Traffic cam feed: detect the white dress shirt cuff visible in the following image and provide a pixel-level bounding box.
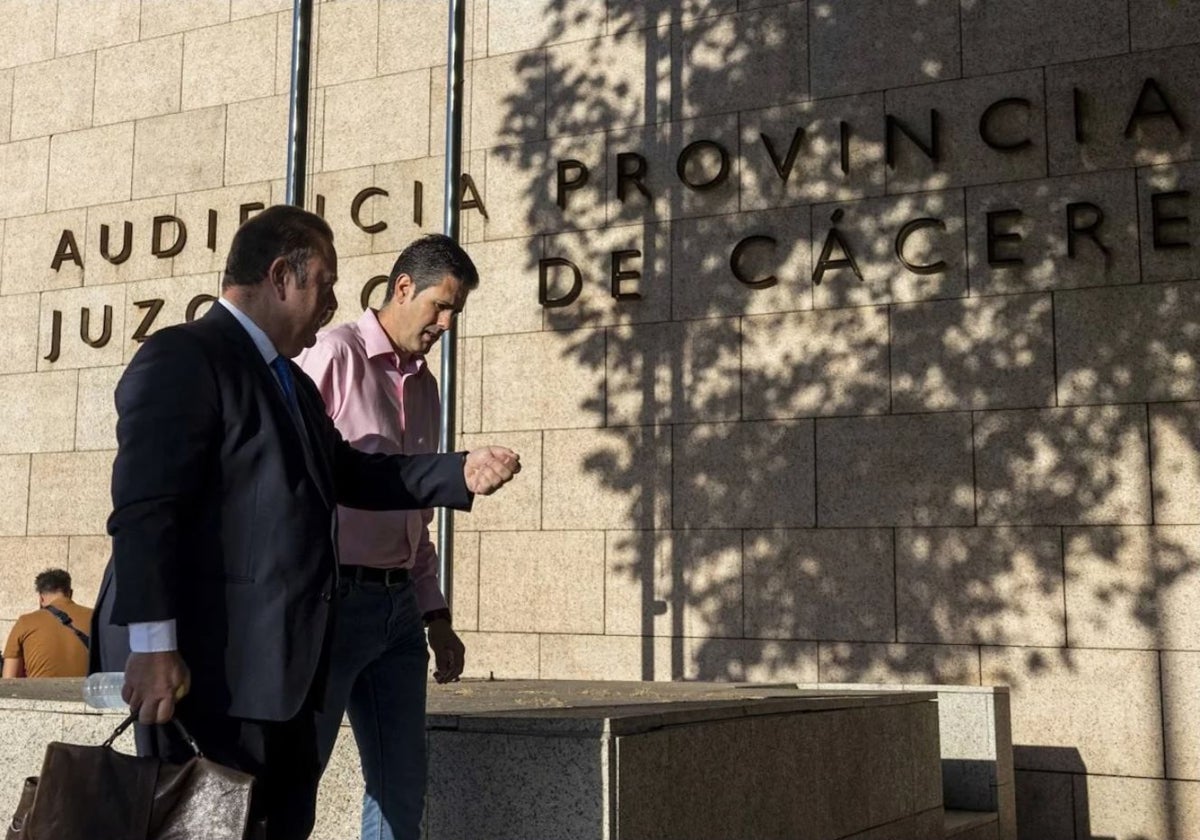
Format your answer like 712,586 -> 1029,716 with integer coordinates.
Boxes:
128,620 -> 178,653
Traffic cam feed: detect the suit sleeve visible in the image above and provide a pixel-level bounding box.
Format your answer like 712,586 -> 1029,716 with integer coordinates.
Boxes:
107,330 -> 220,625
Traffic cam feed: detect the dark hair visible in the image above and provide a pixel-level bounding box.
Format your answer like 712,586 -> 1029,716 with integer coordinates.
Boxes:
35,569 -> 71,596
222,205 -> 334,289
384,234 -> 479,302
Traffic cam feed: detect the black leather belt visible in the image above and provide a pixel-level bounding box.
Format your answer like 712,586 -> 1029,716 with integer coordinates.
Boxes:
339,565 -> 409,586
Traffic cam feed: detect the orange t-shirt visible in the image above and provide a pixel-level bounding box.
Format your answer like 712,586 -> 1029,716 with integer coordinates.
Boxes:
2,599 -> 93,677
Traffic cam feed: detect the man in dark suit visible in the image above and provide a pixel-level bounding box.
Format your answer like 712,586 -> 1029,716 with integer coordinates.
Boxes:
93,205 -> 518,840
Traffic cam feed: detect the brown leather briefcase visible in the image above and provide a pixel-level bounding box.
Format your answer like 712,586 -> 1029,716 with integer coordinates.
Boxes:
7,713 -> 253,840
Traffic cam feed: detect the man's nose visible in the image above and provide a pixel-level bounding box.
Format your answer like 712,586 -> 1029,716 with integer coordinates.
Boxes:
437,310 -> 454,329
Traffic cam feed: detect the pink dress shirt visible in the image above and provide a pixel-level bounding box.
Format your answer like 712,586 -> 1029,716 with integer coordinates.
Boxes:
296,309 -> 447,614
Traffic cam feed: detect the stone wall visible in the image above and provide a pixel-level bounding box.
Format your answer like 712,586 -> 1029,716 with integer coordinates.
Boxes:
0,1 -> 1197,838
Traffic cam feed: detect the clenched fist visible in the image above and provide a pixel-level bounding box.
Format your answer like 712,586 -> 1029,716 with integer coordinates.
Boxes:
464,446 -> 520,495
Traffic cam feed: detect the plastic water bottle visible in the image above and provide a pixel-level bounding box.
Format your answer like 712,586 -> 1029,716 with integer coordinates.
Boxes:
82,672 -> 128,709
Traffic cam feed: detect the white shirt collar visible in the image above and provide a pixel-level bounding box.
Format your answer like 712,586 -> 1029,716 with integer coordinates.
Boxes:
218,297 -> 280,365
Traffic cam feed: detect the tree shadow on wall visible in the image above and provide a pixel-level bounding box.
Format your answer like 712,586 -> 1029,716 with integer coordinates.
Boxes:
480,5 -> 1198,834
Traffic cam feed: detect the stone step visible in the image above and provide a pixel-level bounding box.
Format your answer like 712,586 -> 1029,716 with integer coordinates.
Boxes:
944,809 -> 999,840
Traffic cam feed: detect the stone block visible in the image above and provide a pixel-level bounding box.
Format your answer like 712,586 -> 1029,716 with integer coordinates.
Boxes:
319,252 -> 391,329
0,371 -> 78,454
1074,775 -> 1200,840
478,530 -> 604,634
366,156 -> 449,257
1151,402 -> 1200,525
0,137 -> 48,220
456,630 -> 540,679
966,169 -> 1140,296
608,0 -> 736,31
537,633 -> 646,681
0,537 -> 69,619
670,207 -> 812,320
1065,525 -> 1200,651
1132,0 -> 1200,50
315,0 -> 377,87
817,412 -> 975,527
470,51 -> 546,151
1139,162 -> 1200,285
1,210 -> 85,295
0,710 -> 62,821
182,15 -> 276,109
604,529 -> 743,638
811,189 -> 967,308
37,284 -> 128,371
1057,281 -> 1200,405
891,293 -> 1055,412
450,530 -> 479,632
273,8 -> 292,94
426,730 -> 605,840
486,0 -> 604,55
231,0 -> 290,19
482,133 -> 605,239
739,93 -> 887,212
607,316 -> 740,427
606,115 -> 740,227
27,452 -> 114,536
171,184 -> 274,277
674,3 -> 808,119
56,0 -> 138,55
225,95 -> 288,186
960,0 -> 1127,76
0,69 -> 11,143
457,430 -> 541,532
67,535 -> 110,610
809,0 -> 960,98
83,196 -> 178,286
545,223 -> 672,330
974,406 -> 1152,525
982,646 -> 1162,778
745,527 -> 894,642
675,419 -> 813,528
0,293 -> 40,373
0,0 -> 56,69
546,26 -> 671,138
0,455 -> 29,536
897,527 -> 1065,646
75,365 -> 122,452
132,107 -> 227,199
744,306 -> 889,420
460,337 -> 482,434
122,273 -> 221,362
380,0 -> 456,75
323,70 -> 429,170
1162,651 -> 1200,781
140,0 -> 229,38
94,35 -> 183,126
480,329 -> 605,431
1046,45 -> 1200,176
430,62 -> 474,166
542,426 -> 671,530
10,52 -> 95,142
891,73 -> 1048,199
459,236 -> 544,337
48,124 -> 135,211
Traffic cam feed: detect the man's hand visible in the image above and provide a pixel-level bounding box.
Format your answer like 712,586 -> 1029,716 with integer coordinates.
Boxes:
464,446 -> 520,495
124,651 -> 191,724
428,619 -> 465,684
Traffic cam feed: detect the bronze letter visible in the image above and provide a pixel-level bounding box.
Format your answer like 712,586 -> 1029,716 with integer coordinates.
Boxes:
80,305 -> 113,348
986,209 -> 1024,265
131,299 -> 165,343
151,215 -> 187,258
760,128 -> 806,184
186,294 -> 217,322
360,275 -> 389,311
895,218 -> 947,275
351,187 -> 389,234
610,250 -> 642,301
51,230 -> 83,271
1066,202 -> 1110,259
459,173 -> 489,219
677,140 -> 730,192
1151,191 -> 1191,250
730,235 -> 779,289
206,209 -> 218,251
886,110 -> 941,169
100,221 -> 133,264
616,152 -> 651,202
413,181 -> 424,226
812,210 -> 864,286
539,258 -> 583,308
1125,77 -> 1185,138
240,202 -> 265,224
43,310 -> 62,363
979,97 -> 1033,152
556,160 -> 589,210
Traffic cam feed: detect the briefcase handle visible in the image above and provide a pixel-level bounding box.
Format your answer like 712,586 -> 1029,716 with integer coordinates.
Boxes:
103,713 -> 204,758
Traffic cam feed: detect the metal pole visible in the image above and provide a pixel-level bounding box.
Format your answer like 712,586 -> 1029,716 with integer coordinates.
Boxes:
437,0 -> 467,608
285,0 -> 314,206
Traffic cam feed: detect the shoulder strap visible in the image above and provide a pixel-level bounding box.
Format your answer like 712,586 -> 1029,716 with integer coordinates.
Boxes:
43,605 -> 90,649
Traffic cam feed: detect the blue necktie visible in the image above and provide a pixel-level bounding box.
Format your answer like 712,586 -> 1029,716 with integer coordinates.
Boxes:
270,356 -> 301,419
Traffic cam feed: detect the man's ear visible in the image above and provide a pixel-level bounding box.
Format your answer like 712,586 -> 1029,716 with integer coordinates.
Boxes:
266,256 -> 291,299
392,273 -> 415,302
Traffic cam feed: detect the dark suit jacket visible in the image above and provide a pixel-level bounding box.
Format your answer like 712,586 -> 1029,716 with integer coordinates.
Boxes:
94,303 -> 472,721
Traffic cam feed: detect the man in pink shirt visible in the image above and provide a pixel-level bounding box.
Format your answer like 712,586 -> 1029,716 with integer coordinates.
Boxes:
297,234 -> 476,840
